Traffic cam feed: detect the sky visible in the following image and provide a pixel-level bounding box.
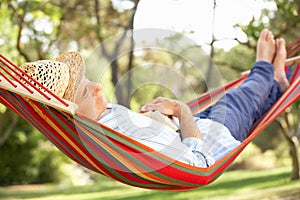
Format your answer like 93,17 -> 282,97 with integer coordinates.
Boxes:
133,0 -> 277,51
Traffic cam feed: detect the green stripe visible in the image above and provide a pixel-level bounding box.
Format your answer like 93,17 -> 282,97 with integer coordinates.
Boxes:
76,116 -> 201,187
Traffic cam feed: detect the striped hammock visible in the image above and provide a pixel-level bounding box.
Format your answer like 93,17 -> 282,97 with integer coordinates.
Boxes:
0,45 -> 299,190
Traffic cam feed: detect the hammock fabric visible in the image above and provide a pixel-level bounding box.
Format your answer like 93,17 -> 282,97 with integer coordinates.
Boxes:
0,44 -> 300,191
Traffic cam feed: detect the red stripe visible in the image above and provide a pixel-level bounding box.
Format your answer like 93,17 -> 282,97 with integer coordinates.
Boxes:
290,64 -> 299,83
10,93 -> 88,167
77,116 -> 218,186
78,132 -> 152,185
0,91 -> 29,119
79,120 -> 196,186
0,93 -> 92,172
29,101 -> 106,172
1,91 -> 97,172
188,74 -> 247,109
0,71 -> 17,87
0,54 -> 69,106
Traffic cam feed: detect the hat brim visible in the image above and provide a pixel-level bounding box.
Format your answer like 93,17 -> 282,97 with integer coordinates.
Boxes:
55,52 -> 86,101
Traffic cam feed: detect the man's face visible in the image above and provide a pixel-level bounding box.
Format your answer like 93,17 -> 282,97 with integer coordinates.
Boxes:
74,78 -> 107,120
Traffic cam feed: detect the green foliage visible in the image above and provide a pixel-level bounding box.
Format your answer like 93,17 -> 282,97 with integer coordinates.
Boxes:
32,144 -> 68,184
230,143 -> 278,170
237,0 -> 300,45
215,45 -> 256,82
270,0 -> 300,40
0,117 -> 66,185
0,117 -> 37,185
0,4 -> 24,64
0,104 -> 6,113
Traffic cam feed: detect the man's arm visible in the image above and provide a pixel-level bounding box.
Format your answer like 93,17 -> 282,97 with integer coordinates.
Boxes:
140,97 -> 203,141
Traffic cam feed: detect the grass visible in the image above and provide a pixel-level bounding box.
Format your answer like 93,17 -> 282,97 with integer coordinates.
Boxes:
0,167 -> 299,200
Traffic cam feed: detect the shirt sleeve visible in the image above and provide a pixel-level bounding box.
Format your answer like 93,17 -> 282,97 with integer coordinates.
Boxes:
182,137 -> 215,167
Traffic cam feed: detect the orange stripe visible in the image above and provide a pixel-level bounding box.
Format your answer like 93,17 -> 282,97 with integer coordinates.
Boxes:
27,101 -> 109,176
78,122 -> 185,186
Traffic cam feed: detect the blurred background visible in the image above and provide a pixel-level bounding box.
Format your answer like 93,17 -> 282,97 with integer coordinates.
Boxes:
0,0 -> 299,199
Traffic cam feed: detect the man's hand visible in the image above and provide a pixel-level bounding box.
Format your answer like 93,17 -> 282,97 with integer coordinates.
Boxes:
140,97 -> 183,117
141,97 -> 203,140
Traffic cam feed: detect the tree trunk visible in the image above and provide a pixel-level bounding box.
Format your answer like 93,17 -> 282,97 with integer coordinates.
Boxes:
94,0 -> 138,107
111,59 -> 126,106
205,41 -> 215,92
203,0 -> 217,92
289,136 -> 300,180
278,112 -> 300,180
0,109 -> 19,147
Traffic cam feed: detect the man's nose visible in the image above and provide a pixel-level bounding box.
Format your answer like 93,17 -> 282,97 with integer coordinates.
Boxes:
89,82 -> 102,93
95,84 -> 102,93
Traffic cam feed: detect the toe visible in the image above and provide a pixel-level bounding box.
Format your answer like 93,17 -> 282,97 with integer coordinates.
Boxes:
276,38 -> 287,58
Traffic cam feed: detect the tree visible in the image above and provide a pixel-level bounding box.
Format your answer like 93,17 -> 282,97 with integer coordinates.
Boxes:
277,103 -> 300,180
0,108 -> 19,147
237,0 -> 300,180
93,0 -> 139,107
0,0 -> 141,184
0,0 -> 77,184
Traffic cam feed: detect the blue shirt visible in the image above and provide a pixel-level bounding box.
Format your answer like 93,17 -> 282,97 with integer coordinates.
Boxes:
99,104 -> 241,167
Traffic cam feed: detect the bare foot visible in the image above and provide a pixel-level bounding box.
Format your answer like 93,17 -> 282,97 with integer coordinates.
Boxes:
256,29 -> 276,63
273,38 -> 290,92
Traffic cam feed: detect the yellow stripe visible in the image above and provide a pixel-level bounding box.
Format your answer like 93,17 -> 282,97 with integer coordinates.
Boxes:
79,123 -> 180,185
26,99 -> 109,177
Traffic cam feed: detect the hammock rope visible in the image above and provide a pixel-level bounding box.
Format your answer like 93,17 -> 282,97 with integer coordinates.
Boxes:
0,41 -> 299,190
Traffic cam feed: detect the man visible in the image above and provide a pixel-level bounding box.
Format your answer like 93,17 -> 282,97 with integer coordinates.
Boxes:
20,29 -> 289,167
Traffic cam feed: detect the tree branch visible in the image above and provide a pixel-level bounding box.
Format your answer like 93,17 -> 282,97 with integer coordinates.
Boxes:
277,116 -> 300,180
0,111 -> 19,147
8,1 -> 31,62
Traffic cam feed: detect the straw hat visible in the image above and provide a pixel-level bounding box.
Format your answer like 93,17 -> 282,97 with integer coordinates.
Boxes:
19,60 -> 70,98
19,52 -> 86,101
55,52 -> 86,101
